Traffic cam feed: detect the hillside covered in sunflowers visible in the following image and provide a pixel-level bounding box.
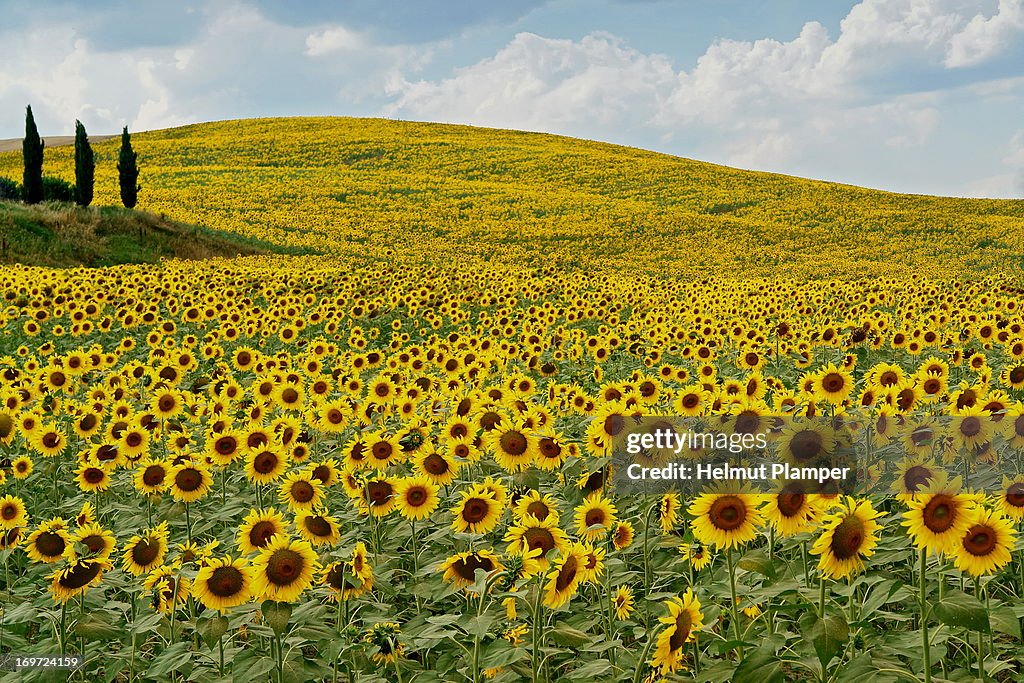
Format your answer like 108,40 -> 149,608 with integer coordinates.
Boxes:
1,117 -> 1024,682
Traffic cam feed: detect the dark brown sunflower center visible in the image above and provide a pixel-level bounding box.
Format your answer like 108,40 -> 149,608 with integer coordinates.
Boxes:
281,388 -> 299,404
158,396 -> 176,412
423,454 -> 449,475
291,481 -> 315,503
682,394 -> 700,409
215,437 -> 238,455
453,553 -> 495,581
959,417 -> 981,437
584,509 -> 607,528
461,498 -> 490,523
603,415 -> 625,437
81,534 -> 106,554
372,442 -> 393,460
555,555 -> 579,592
143,465 -> 166,486
312,465 -> 330,482
304,516 -> 333,537
84,468 -> 105,484
1006,483 -> 1024,507
962,525 -> 997,557
36,531 -> 67,557
708,496 -> 746,531
523,527 -> 555,555
250,521 -> 278,547
922,494 -> 957,533
538,438 -> 561,458
1,504 -> 17,520
253,452 -> 279,474
42,433 -> 61,448
789,431 -> 823,461
903,465 -> 932,492
132,538 -> 160,566
59,561 -> 102,590
406,487 -> 427,506
499,431 -> 528,456
668,610 -> 693,651
777,493 -> 805,518
366,481 -> 393,506
829,515 -> 865,560
208,566 -> 245,597
79,414 -> 97,431
526,501 -> 549,520
266,549 -> 304,585
175,468 -> 203,492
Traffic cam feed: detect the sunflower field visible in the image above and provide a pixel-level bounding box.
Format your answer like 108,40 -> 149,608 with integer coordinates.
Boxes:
1,119 -> 1024,682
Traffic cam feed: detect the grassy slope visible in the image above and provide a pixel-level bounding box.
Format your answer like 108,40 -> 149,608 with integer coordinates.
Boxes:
0,201 -> 287,268
0,117 -> 1021,276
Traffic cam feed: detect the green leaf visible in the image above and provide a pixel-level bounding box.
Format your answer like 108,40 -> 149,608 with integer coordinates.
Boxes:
802,614 -> 848,667
568,659 -> 611,680
988,606 -> 1020,639
731,646 -> 784,683
261,600 -> 292,636
73,614 -> 122,641
147,642 -> 195,677
479,639 -> 527,669
933,591 -> 989,633
738,549 -> 777,579
548,623 -> 591,648
198,614 -> 230,648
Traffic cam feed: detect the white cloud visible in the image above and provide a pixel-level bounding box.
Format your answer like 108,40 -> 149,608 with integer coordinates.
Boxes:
305,26 -> 366,56
946,0 -> 1024,67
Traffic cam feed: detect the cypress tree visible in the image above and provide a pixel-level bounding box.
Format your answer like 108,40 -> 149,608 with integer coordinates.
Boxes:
22,105 -> 44,204
74,120 -> 94,207
117,126 -> 140,209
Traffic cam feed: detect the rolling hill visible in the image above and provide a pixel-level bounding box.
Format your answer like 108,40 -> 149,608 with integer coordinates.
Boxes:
0,117 -> 1021,277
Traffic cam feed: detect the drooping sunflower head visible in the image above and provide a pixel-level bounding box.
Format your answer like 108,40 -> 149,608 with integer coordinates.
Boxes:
650,589 -> 704,675
440,550 -> 503,590
50,558 -> 111,604
811,497 -> 882,580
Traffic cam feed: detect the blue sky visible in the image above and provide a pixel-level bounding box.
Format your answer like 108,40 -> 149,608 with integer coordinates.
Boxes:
0,0 -> 1022,197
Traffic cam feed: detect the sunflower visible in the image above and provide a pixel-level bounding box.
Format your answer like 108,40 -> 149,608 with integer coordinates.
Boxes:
513,490 -> 561,524
169,461 -> 213,503
365,430 -> 404,470
415,450 -> 459,486
902,481 -> 980,555
950,405 -> 994,452
193,555 -> 253,613
237,507 -> 288,554
678,541 -> 713,571
650,589 -> 704,675
360,476 -> 398,517
778,421 -> 837,465
74,501 -> 96,528
688,491 -> 764,550
811,497 -> 882,580
26,520 -> 71,563
440,550 -> 504,589
450,489 -> 502,534
672,384 -> 708,416
75,461 -> 112,493
11,455 -> 34,479
996,475 -> 1024,521
762,492 -> 821,537
952,507 -> 1017,577
143,564 -> 191,613
574,494 -> 618,542
122,522 -> 169,575
612,585 -> 635,620
486,420 -> 538,472
245,446 -> 290,484
543,545 -> 587,609
50,558 -> 111,604
580,543 -> 606,582
134,458 -> 170,495
611,521 -> 634,550
294,510 -> 341,547
278,470 -> 325,512
321,560 -> 373,601
658,493 -> 681,533
207,430 -> 243,466
395,476 -> 440,521
0,494 -> 29,530
309,459 -> 342,488
31,425 -> 68,458
251,535 -> 319,603
71,522 -> 116,560
505,516 -> 569,569
364,622 -> 403,665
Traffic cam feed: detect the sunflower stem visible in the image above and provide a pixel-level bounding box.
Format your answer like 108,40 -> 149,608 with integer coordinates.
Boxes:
726,546 -> 743,658
185,502 -> 192,546
818,572 -> 826,618
410,520 -> 421,614
920,548 -> 932,683
531,575 -> 544,683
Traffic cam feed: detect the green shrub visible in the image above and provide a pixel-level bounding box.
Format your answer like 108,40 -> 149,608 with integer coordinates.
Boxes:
0,176 -> 20,200
42,176 -> 76,203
